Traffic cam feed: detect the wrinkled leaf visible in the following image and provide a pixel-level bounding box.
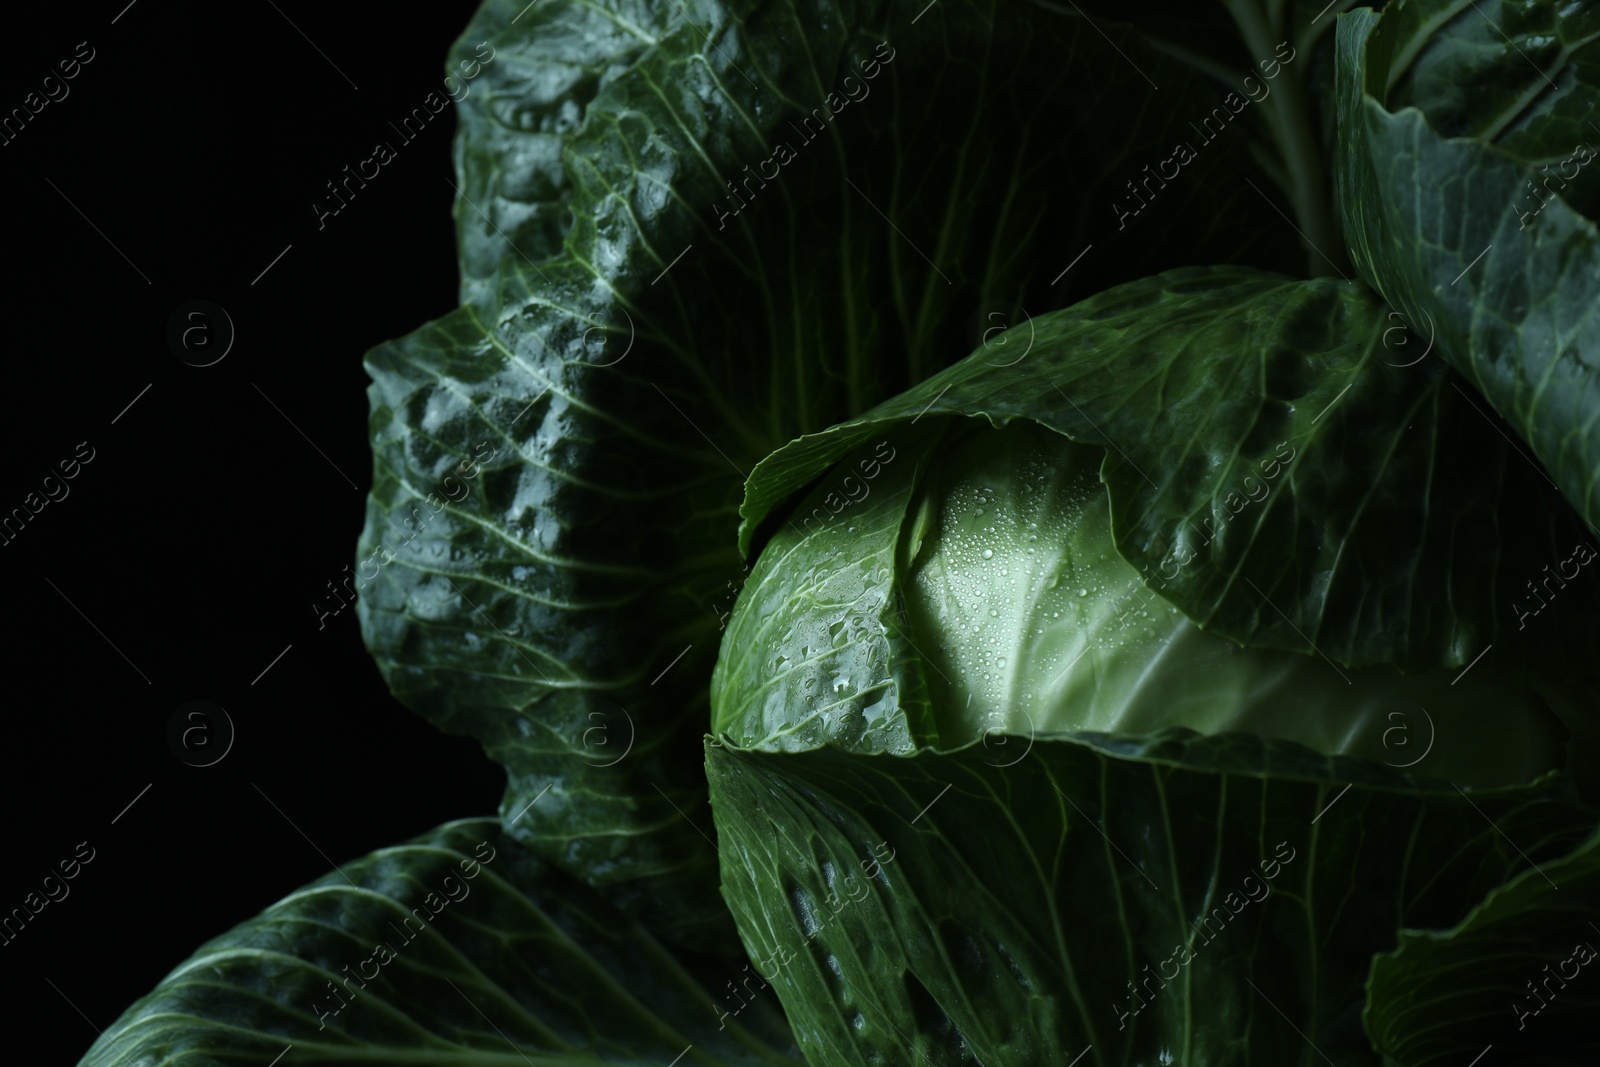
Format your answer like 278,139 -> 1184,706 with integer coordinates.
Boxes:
358,0 -> 1306,940
738,266 -> 1599,674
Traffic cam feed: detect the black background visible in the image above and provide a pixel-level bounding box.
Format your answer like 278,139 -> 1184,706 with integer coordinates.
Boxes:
3,2 -> 504,1054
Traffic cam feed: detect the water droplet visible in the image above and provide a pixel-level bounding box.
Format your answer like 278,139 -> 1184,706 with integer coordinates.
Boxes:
1078,588 -> 1088,597
982,549 -> 994,560
990,609 -> 999,617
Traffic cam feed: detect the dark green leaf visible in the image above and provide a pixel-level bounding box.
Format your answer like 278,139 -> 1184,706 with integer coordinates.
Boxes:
80,819 -> 802,1067
1335,0 -> 1600,530
706,732 -> 1594,1066
738,267 -> 1598,673
1365,824 -> 1600,1066
359,0 -> 1305,940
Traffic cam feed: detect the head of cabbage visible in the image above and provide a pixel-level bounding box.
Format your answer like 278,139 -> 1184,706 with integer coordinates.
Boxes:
711,419 -> 1566,787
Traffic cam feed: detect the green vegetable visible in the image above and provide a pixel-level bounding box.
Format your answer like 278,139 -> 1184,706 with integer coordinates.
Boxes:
715,415 -> 1566,785
1338,0 -> 1600,530
79,821 -> 803,1067
82,1 -> 1600,1065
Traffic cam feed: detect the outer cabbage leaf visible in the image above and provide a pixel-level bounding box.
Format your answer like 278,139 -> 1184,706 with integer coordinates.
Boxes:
711,425 -> 944,756
1335,0 -> 1600,530
78,820 -> 802,1067
705,731 -> 1597,1066
717,416 -> 1569,786
357,0 -> 1306,942
737,267 -> 1600,677
1365,824 -> 1600,1065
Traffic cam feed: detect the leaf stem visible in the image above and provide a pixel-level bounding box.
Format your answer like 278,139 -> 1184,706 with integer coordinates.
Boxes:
1221,0 -> 1349,278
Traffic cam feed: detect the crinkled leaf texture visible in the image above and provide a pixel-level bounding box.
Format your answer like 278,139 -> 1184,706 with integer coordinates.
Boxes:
706,731 -> 1595,1066
736,266 -> 1599,678
78,819 -> 802,1067
356,0 -> 1305,943
710,262 -> 1600,1066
